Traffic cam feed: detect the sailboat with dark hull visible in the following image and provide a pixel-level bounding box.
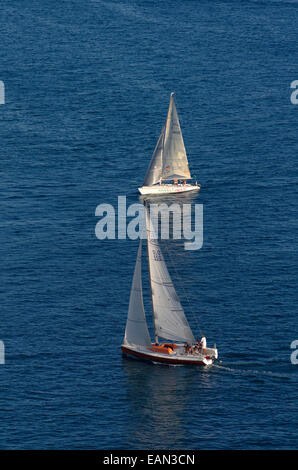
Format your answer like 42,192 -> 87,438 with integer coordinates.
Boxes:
138,93 -> 200,196
121,208 -> 218,366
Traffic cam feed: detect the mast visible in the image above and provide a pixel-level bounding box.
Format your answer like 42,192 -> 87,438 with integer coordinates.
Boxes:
160,127 -> 165,184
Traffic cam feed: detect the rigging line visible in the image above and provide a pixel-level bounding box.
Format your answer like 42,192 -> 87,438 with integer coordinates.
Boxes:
162,239 -> 203,338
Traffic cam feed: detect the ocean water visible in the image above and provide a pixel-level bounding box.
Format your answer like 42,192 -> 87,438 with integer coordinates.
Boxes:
1,0 -> 298,450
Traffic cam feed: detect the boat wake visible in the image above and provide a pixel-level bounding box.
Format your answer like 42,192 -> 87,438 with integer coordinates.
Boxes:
213,363 -> 290,380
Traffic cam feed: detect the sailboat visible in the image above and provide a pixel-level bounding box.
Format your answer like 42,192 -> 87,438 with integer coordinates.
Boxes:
121,208 -> 218,366
138,93 -> 200,196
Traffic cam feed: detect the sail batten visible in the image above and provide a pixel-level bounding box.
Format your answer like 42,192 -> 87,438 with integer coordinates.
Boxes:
124,240 -> 152,347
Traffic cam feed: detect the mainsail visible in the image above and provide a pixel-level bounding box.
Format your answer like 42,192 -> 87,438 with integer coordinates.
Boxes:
145,208 -> 195,344
143,94 -> 191,186
124,240 -> 152,347
162,93 -> 191,181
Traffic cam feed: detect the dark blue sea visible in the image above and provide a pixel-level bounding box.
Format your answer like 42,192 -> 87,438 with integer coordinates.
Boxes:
1,0 -> 298,450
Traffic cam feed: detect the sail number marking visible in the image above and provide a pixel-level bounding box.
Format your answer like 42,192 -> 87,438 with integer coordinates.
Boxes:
153,249 -> 162,261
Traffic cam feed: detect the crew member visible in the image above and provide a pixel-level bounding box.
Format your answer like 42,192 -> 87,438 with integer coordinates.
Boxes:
200,334 -> 207,354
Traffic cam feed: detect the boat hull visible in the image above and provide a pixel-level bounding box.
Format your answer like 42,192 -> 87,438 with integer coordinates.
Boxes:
121,344 -> 216,366
138,184 -> 200,196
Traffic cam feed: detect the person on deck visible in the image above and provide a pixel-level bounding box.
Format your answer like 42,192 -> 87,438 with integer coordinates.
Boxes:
184,343 -> 192,355
200,334 -> 207,354
194,339 -> 201,353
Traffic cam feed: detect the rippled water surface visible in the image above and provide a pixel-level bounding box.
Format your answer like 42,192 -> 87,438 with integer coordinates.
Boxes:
0,0 -> 297,449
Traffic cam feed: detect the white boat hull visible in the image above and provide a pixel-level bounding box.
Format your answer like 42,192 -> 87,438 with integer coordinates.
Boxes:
121,343 -> 218,366
138,184 -> 200,196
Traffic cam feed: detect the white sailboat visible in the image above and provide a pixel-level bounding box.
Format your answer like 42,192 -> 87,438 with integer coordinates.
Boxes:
138,93 -> 200,196
121,208 -> 218,366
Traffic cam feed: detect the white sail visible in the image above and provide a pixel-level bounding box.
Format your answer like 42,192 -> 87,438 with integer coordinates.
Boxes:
124,240 -> 152,347
143,126 -> 164,186
142,94 -> 191,187
161,94 -> 191,181
146,208 -> 195,344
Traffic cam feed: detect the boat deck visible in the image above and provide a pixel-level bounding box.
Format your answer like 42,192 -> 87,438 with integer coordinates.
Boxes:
121,343 -> 218,366
138,184 -> 200,195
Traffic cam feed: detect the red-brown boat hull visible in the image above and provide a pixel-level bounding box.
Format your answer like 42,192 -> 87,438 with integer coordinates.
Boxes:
121,345 -> 208,366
